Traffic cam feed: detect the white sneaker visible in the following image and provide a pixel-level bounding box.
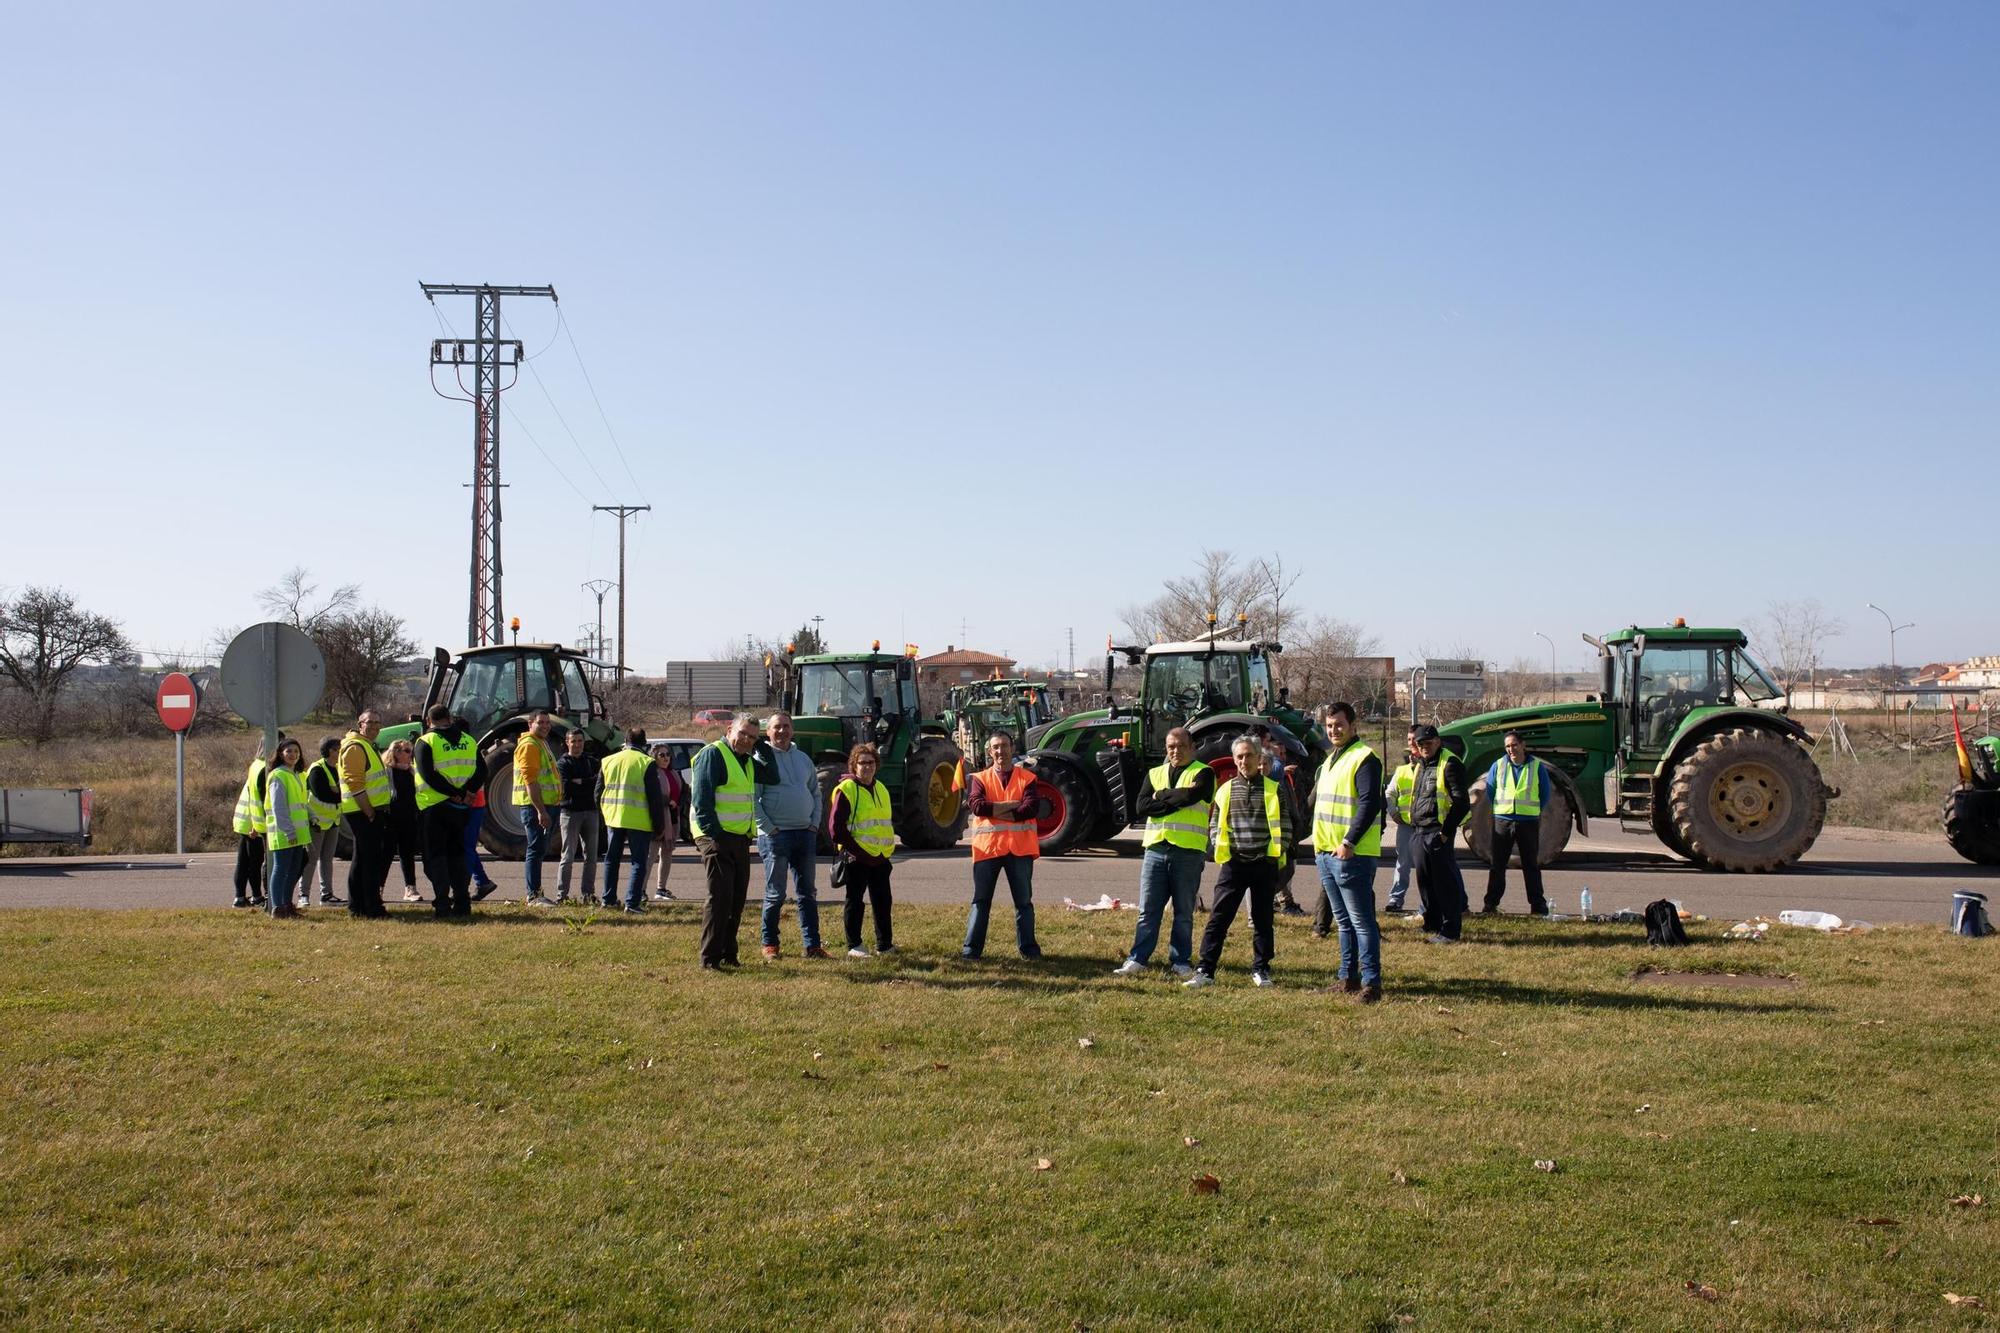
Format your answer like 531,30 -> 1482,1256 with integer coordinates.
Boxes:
1182,972 -> 1214,989
1111,959 -> 1146,977
1251,971 -> 1274,988
525,895 -> 550,907
1171,963 -> 1196,978
846,947 -> 869,958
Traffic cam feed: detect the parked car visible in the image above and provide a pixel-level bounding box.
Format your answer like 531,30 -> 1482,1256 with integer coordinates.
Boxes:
691,708 -> 736,728
653,738 -> 703,843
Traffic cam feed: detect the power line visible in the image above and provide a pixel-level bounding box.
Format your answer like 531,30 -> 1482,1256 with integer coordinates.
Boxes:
560,307 -> 648,502
504,313 -> 617,499
438,301 -> 592,504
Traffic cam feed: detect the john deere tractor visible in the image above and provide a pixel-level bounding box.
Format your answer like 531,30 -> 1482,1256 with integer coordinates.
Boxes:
378,643 -> 619,859
940,679 -> 1058,757
1025,638 -> 1328,855
1439,624 -> 1832,872
782,647 -> 967,850
1943,733 -> 2000,866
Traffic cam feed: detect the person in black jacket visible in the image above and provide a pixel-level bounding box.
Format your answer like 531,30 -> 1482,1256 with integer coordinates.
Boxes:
385,739 -> 424,902
301,736 -> 346,908
413,705 -> 489,917
554,728 -> 602,905
1408,725 -> 1471,943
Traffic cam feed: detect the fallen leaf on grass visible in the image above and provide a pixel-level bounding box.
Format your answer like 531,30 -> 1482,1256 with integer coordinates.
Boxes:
1853,1217 -> 1899,1227
1944,1293 -> 1986,1309
1148,1088 -> 1166,1097
1192,1173 -> 1222,1195
932,1062 -> 951,1072
1950,1194 -> 1985,1208
1036,1158 -> 1054,1171
1434,1005 -> 1454,1014
1077,1037 -> 1095,1050
1391,1169 -> 1410,1186
800,1070 -> 825,1081
1883,1244 -> 1904,1262
1635,1104 -> 1652,1114
1684,1281 -> 1719,1302
1533,1160 -> 1558,1173
812,1050 -> 823,1061
1183,1136 -> 1201,1149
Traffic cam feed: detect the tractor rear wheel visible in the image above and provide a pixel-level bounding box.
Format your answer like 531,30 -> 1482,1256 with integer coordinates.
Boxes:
1942,784 -> 2000,866
1667,728 -> 1826,872
896,739 -> 967,850
478,758 -> 529,861
815,762 -> 849,856
1462,781 -> 1574,866
1029,758 -> 1094,856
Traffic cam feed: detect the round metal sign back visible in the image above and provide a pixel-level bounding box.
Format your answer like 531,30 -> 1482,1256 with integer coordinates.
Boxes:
220,622 -> 326,727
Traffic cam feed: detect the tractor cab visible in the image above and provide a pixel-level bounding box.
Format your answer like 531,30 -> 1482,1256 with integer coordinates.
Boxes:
787,651 -> 920,757
1134,640 -> 1287,759
1596,626 -> 1782,768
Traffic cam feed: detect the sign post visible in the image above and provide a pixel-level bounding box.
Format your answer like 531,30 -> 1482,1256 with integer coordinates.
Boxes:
220,623 -> 327,804
155,672 -> 200,854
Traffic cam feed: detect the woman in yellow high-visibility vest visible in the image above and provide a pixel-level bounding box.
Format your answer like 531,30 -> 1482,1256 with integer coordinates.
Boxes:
829,743 -> 896,957
263,737 -> 310,919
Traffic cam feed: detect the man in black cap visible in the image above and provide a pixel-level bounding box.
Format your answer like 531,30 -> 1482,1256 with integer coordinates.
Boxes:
1406,724 -> 1470,943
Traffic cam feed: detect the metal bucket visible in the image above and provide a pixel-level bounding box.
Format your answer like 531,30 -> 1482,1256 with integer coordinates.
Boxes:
1952,890 -> 1992,938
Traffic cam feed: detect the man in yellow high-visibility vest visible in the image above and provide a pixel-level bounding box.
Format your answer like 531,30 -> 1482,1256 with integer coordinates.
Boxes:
1311,702 -> 1386,1003
1479,730 -> 1553,916
413,704 -> 489,917
1113,726 -> 1212,978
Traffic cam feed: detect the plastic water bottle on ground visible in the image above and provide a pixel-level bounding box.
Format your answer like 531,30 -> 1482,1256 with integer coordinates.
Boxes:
1579,887 -> 1593,920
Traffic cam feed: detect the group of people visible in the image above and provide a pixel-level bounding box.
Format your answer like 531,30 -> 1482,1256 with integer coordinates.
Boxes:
232,702 -> 1558,998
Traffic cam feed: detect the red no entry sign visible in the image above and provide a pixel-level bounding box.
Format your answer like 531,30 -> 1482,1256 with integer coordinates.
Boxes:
156,672 -> 199,733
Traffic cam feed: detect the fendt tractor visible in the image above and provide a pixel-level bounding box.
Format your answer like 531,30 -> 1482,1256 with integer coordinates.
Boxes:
1943,732 -> 2000,867
1025,637 -> 1328,855
379,643 -> 620,859
940,678 -> 1057,758
1439,623 -> 1832,872
781,646 -> 968,851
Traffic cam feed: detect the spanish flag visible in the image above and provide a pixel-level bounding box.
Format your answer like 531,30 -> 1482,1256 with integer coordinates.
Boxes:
1952,700 -> 1975,784
951,755 -> 966,793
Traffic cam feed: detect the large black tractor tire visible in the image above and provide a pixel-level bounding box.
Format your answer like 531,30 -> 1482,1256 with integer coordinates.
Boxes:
1462,780 -> 1574,867
1029,756 -> 1095,856
815,761 -> 849,856
1667,727 -> 1826,872
896,738 -> 968,851
1942,784 -> 2000,866
1649,802 -> 1702,866
477,751 -> 530,861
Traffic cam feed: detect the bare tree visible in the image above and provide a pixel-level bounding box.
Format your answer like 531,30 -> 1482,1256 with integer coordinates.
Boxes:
1749,599 -> 1845,699
1120,550 -> 1268,643
319,608 -> 419,715
1282,615 -> 1386,711
0,586 -> 136,744
257,567 -> 359,636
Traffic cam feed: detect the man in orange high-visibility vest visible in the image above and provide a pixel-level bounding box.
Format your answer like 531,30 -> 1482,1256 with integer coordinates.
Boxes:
961,732 -> 1050,960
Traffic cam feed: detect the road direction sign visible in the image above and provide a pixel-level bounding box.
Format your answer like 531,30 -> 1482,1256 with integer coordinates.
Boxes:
220,623 -> 325,730
155,672 -> 199,733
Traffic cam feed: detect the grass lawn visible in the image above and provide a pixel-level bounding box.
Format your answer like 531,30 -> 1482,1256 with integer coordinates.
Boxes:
2,903 -> 1995,1329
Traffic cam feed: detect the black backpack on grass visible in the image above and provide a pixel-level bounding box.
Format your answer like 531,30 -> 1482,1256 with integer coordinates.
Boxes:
1644,899 -> 1689,947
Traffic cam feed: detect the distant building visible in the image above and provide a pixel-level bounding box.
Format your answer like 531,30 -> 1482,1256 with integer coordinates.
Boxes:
915,646 -> 1017,686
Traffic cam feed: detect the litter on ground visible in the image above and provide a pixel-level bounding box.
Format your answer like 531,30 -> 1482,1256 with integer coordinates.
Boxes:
1062,895 -> 1135,912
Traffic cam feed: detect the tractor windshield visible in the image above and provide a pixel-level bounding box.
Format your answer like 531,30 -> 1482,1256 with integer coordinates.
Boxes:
451,655 -> 516,734
801,663 -> 902,717
1732,649 -> 1782,703
1632,645 -> 1727,748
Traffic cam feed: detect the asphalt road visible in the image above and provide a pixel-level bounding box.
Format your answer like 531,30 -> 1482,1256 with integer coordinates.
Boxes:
3,824 -> 1991,928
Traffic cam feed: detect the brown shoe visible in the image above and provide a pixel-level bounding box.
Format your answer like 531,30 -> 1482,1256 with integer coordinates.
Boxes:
761,945 -> 781,960
1342,977 -> 1362,994
1355,983 -> 1383,1004
803,946 -> 831,960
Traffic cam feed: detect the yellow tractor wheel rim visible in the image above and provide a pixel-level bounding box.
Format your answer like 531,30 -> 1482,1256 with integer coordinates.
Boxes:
1710,759 -> 1787,839
928,763 -> 961,825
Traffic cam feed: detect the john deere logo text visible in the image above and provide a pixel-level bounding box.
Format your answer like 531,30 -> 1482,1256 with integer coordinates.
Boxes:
1471,711 -> 1606,736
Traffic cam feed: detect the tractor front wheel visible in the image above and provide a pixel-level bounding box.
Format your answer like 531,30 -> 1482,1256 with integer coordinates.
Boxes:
1667,728 -> 1826,872
896,739 -> 968,850
1942,784 -> 2000,866
1029,758 -> 1094,856
1462,781 -> 1574,867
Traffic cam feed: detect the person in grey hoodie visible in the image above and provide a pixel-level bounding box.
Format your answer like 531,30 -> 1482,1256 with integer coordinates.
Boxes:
755,711 -> 826,959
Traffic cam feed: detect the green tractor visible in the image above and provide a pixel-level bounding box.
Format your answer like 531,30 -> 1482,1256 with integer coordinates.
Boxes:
781,648 -> 968,850
1943,734 -> 2000,867
1438,624 -> 1832,872
940,678 -> 1058,757
378,643 -> 620,860
1025,638 -> 1328,855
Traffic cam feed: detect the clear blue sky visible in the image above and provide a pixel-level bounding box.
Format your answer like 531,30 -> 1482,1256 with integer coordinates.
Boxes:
4,2 -> 1994,676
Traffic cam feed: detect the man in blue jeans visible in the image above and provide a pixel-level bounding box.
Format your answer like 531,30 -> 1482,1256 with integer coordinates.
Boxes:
1113,727 -> 1212,978
755,711 -> 826,959
1311,702 -> 1386,1003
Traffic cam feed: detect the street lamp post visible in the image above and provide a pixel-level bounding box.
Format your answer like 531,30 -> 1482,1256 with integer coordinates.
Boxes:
1865,602 -> 1915,740
1534,631 -> 1557,688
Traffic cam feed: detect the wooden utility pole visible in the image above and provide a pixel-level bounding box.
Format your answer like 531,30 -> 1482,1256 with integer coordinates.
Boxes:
593,505 -> 650,683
